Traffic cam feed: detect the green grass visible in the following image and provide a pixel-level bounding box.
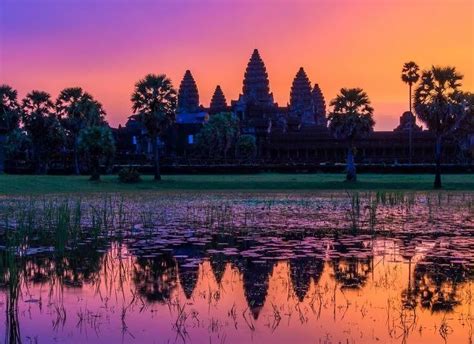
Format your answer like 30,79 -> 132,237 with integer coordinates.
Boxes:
0,173 -> 473,195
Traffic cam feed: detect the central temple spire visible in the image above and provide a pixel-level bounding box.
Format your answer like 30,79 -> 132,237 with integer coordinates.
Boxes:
290,67 -> 314,126
242,49 -> 273,104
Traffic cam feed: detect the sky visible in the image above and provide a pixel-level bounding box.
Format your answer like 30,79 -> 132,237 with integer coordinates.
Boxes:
1,0 -> 473,130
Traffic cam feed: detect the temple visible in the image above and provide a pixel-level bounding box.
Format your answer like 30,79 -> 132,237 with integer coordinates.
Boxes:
209,85 -> 228,115
112,49 -> 472,167
177,70 -> 200,114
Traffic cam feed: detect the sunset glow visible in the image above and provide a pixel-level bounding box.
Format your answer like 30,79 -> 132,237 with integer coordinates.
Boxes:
1,0 -> 473,130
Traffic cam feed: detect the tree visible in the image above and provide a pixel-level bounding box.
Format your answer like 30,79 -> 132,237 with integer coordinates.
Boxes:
452,92 -> 474,162
4,129 -> 31,161
401,62 -> 420,114
78,126 -> 115,181
414,66 -> 466,188
56,87 -> 106,175
0,85 -> 21,133
327,88 -> 375,182
22,91 -> 65,174
401,62 -> 420,162
131,74 -> 177,181
0,85 -> 21,173
236,134 -> 257,160
195,112 -> 239,159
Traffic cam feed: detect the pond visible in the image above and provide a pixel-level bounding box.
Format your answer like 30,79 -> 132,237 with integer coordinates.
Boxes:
0,192 -> 472,343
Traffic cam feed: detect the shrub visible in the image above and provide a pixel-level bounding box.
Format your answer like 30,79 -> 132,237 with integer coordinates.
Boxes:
118,167 -> 141,183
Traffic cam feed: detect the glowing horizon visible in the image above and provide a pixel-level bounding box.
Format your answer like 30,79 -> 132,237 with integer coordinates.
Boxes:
1,0 -> 473,130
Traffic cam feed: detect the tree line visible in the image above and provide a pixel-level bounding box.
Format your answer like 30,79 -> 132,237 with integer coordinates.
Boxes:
1,64 -> 472,187
327,64 -> 472,188
0,87 -> 114,180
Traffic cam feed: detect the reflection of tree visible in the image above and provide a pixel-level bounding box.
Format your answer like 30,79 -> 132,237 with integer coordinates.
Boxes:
0,249 -> 22,344
238,259 -> 275,319
289,256 -> 324,302
411,255 -> 472,313
20,238 -> 108,288
0,232 -> 108,343
56,242 -> 107,288
133,253 -> 178,303
330,240 -> 373,289
332,257 -> 372,289
398,236 -> 419,310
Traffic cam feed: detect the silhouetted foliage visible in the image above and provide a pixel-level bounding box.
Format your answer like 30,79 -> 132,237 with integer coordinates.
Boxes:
133,254 -> 178,303
195,112 -> 239,159
235,134 -> 257,160
4,129 -> 31,161
131,74 -> 177,181
414,66 -> 467,188
118,166 -> 141,183
401,61 -> 420,162
328,88 -> 375,181
0,85 -> 21,133
78,126 -> 115,181
22,91 -> 65,174
452,91 -> 474,161
56,87 -> 106,174
401,62 -> 420,114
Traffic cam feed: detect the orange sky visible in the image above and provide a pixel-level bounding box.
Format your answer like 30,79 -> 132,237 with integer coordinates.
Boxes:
1,0 -> 473,130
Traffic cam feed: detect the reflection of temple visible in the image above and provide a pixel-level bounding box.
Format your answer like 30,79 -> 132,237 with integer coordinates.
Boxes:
237,259 -> 274,319
113,49 -> 470,164
290,256 -> 324,301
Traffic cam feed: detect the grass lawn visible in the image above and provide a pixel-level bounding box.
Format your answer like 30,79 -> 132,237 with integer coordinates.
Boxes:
0,173 -> 473,195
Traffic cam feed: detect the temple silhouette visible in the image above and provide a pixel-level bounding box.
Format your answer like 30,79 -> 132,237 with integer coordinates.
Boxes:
114,49 -> 471,167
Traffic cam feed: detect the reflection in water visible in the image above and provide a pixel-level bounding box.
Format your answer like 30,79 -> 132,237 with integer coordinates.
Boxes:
133,253 -> 178,303
0,193 -> 472,343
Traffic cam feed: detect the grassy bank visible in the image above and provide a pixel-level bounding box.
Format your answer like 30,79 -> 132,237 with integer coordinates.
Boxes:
0,173 -> 473,195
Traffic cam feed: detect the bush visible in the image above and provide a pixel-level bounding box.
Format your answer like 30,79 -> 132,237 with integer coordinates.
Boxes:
118,167 -> 141,183
236,134 -> 257,159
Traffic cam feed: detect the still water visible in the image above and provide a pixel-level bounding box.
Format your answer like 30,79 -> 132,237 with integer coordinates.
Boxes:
0,192 -> 472,343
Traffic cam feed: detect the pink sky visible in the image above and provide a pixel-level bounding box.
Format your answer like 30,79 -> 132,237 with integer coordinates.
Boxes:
1,0 -> 473,130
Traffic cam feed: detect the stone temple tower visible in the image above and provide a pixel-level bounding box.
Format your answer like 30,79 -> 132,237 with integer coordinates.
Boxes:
209,85 -> 227,115
177,70 -> 200,113
312,84 -> 327,127
289,67 -> 315,126
240,49 -> 274,106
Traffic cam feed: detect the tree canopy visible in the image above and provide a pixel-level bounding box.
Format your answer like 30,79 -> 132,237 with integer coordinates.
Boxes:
0,84 -> 21,133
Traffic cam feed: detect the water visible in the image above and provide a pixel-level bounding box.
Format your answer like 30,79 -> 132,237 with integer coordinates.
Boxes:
0,192 -> 472,343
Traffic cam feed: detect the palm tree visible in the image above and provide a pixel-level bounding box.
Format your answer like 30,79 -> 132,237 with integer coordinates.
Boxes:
414,66 -> 466,188
401,62 -> 420,162
328,88 -> 375,182
0,85 -> 20,133
0,85 -> 21,173
131,74 -> 177,181
56,87 -> 106,175
401,62 -> 420,113
22,91 -> 64,174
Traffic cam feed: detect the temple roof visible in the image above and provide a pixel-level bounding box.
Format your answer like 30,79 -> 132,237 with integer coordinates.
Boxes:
209,85 -> 227,114
177,70 -> 200,113
290,67 -> 314,126
242,49 -> 273,104
312,83 -> 327,127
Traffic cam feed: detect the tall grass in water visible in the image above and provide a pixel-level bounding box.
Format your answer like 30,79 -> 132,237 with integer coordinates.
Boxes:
348,192 -> 361,233
1,230 -> 22,343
